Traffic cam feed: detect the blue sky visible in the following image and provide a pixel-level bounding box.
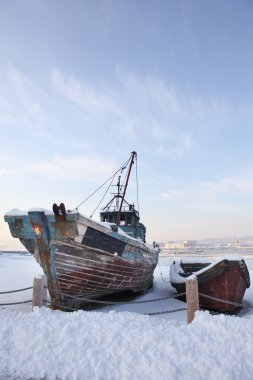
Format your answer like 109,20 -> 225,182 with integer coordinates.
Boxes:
1,0 -> 253,249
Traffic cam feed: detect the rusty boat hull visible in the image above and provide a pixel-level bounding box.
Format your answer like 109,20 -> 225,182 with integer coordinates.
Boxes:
170,259 -> 250,312
5,209 -> 159,310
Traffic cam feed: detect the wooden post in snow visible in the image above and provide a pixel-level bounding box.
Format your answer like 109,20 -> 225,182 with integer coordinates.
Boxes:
186,275 -> 199,323
32,275 -> 47,309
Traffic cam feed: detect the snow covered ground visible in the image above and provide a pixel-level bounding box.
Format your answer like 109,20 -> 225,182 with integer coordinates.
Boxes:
1,250 -> 253,380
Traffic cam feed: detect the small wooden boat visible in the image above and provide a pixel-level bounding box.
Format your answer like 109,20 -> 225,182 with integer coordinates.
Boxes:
170,258 -> 250,312
5,152 -> 159,311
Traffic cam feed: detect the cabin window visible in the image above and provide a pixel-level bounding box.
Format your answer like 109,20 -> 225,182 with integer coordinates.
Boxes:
126,216 -> 131,225
109,216 -> 113,223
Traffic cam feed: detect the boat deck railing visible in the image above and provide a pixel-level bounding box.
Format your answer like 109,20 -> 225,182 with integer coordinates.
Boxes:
100,206 -> 139,215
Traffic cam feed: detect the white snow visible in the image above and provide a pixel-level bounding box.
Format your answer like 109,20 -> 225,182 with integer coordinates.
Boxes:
5,208 -> 79,217
28,207 -> 54,215
4,209 -> 29,217
0,251 -> 253,380
99,221 -> 130,236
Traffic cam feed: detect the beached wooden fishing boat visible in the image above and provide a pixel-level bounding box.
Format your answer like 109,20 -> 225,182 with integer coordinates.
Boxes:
5,152 -> 159,311
170,258 -> 250,312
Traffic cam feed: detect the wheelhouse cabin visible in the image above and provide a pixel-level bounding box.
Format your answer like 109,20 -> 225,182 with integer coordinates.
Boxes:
100,204 -> 146,243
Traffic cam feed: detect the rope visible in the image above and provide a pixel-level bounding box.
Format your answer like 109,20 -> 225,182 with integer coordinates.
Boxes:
198,292 -> 243,308
75,156 -> 131,210
158,262 -> 171,284
0,286 -> 33,294
0,300 -> 32,306
175,290 -> 252,310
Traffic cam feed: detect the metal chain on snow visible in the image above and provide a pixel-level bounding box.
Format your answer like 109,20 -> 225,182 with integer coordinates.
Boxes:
0,286 -> 33,294
171,291 -> 186,298
45,301 -> 187,315
3,286 -> 251,313
145,308 -> 187,316
43,293 -> 253,312
44,291 -> 187,313
59,292 -> 173,305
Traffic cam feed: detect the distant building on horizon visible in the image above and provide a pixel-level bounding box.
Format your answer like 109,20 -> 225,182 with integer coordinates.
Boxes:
163,240 -> 197,250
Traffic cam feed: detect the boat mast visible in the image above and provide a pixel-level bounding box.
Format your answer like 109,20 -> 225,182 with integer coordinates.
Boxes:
116,151 -> 137,226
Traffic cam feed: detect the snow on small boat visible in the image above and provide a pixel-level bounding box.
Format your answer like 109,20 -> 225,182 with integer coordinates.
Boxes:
170,258 -> 250,312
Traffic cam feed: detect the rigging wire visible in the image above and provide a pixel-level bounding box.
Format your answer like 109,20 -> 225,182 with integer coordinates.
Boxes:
135,154 -> 140,213
75,155 -> 131,210
89,173 -> 116,218
119,167 -> 128,193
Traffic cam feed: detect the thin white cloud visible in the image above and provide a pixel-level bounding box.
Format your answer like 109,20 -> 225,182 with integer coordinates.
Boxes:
50,67 -> 199,158
0,154 -> 20,177
117,68 -> 239,134
0,67 -> 51,138
199,176 -> 253,197
100,0 -> 119,26
117,69 -> 186,118
0,94 -> 8,107
1,65 -> 250,163
0,151 -> 119,183
51,68 -> 121,116
7,68 -> 46,128
119,118 -> 141,138
159,172 -> 253,207
0,167 -> 13,176
160,190 -> 184,199
25,154 -> 116,182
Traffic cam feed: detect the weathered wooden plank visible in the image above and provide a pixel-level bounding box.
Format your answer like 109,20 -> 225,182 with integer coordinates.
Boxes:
32,275 -> 47,309
186,276 -> 199,323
